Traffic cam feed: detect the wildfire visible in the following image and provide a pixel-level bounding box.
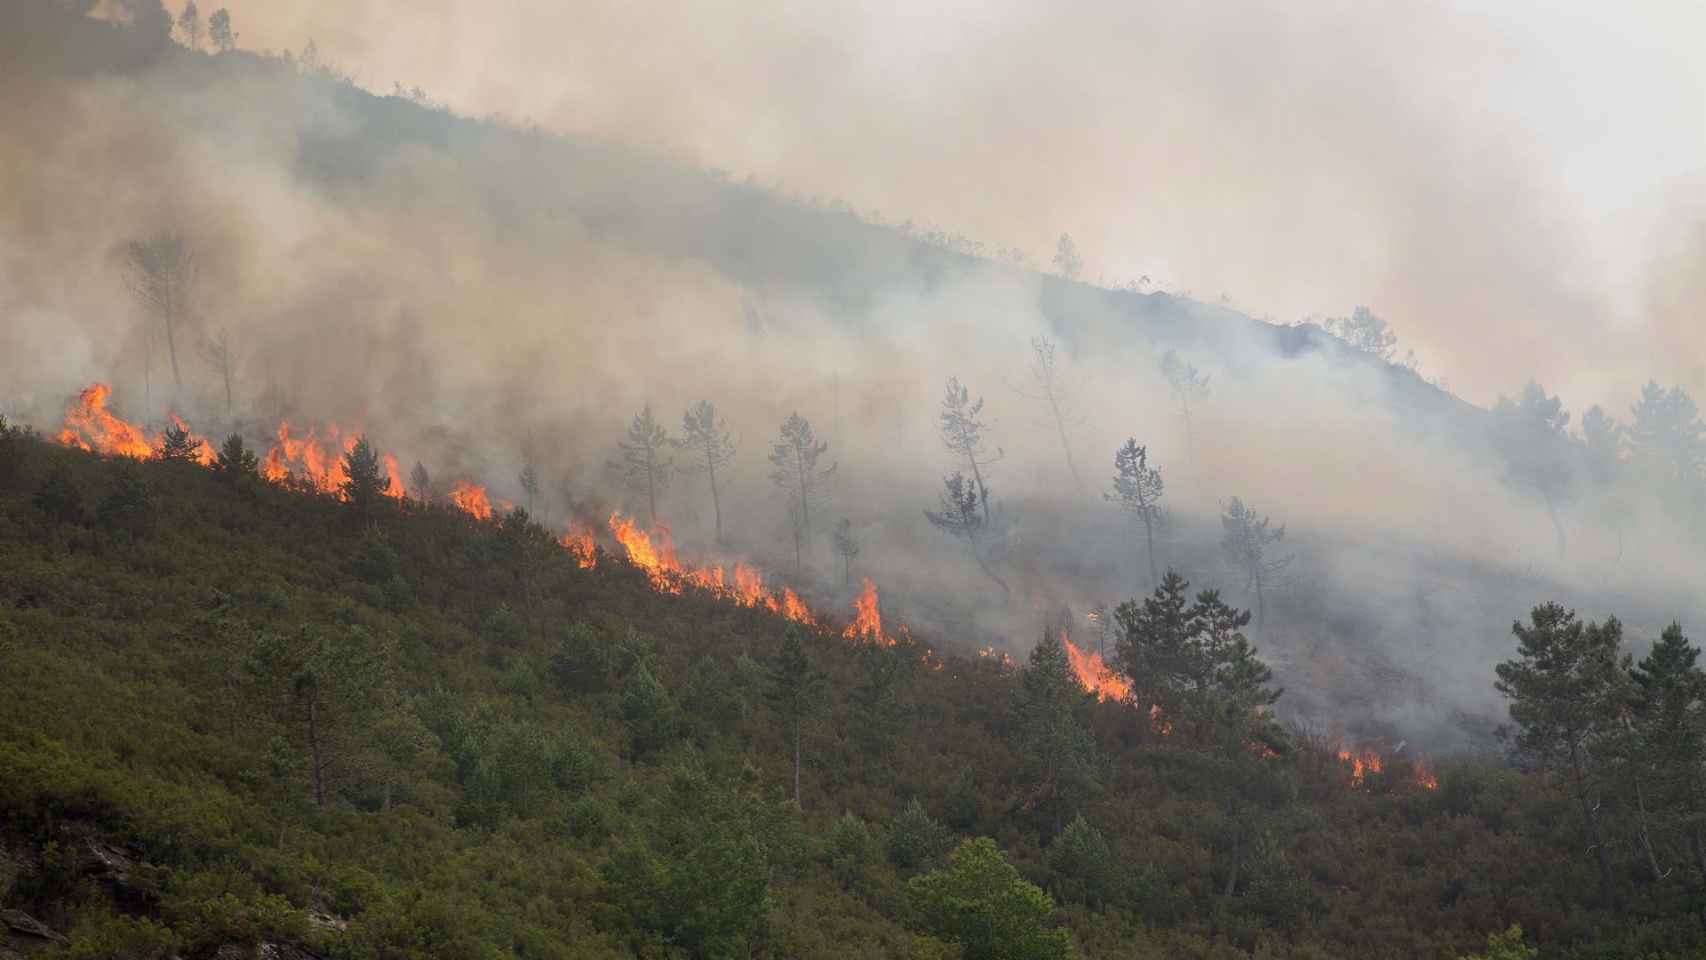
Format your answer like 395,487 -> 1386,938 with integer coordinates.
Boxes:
1061,633 -> 1131,703
603,512 -> 817,626
977,646 -> 1016,669
449,480 -> 494,520
56,383 -> 213,464
842,577 -> 890,645
560,525 -> 598,569
1335,744 -> 1438,790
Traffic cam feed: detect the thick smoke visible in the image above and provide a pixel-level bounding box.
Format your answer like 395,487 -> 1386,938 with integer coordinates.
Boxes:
3,2 -> 1704,753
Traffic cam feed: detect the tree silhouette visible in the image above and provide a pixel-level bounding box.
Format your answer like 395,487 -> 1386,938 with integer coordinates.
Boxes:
340,436 -> 390,509
615,405 -> 676,528
926,471 -> 1009,599
768,412 -> 833,571
939,378 -> 1000,524
1219,497 -> 1291,633
682,400 -> 737,543
1106,439 -> 1164,587
125,231 -> 195,401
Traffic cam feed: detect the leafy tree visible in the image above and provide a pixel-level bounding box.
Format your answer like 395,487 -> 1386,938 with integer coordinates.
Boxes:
767,627 -> 827,806
1629,381 -> 1706,485
157,423 -> 201,462
831,516 -> 860,587
33,462 -> 85,524
207,7 -> 235,52
1219,497 -> 1291,633
175,0 -> 201,48
682,400 -> 737,543
1011,629 -> 1097,828
1459,924 -> 1538,960
939,378 -> 1000,523
1105,439 -> 1164,587
1051,233 -> 1082,280
97,461 -> 156,537
1323,305 -> 1400,363
926,471 -> 1009,599
1160,349 -> 1210,453
1046,814 -> 1119,910
615,404 -> 675,528
517,461 -> 539,515
244,624 -> 398,807
202,326 -> 235,415
889,798 -> 954,872
1491,381 -> 1574,554
852,642 -> 908,751
1495,603 -> 1628,907
0,415 -> 28,489
339,435 -> 390,510
1018,337 -> 1084,498
768,412 -> 833,571
621,662 -> 677,758
212,433 -> 256,481
1627,622 -> 1706,883
906,837 -> 1076,960
407,461 -> 433,503
125,231 -> 194,400
1580,404 -> 1624,486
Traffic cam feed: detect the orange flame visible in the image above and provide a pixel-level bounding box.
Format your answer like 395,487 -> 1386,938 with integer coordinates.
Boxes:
449,480 -> 494,520
977,646 -> 1016,669
560,525 -> 598,569
842,577 -> 890,645
1062,632 -> 1131,703
604,512 -> 817,626
57,383 -> 153,458
1413,754 -> 1440,790
1337,747 -> 1384,787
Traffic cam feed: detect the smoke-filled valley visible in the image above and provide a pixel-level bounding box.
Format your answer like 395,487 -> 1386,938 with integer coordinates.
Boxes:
6,3 -> 1706,957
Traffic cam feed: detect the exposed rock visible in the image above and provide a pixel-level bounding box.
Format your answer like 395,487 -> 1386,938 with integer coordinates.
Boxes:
0,909 -> 67,945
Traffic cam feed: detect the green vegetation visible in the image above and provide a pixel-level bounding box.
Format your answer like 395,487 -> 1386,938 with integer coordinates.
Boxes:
4,433 -> 1706,958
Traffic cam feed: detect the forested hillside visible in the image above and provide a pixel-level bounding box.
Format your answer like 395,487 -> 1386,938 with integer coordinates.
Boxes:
3,422 -> 1706,959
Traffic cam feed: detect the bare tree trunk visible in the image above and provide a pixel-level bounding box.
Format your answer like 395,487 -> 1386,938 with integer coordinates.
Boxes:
1046,394 -> 1084,500
1254,574 -> 1266,634
645,456 -> 658,528
795,447 -> 811,564
970,541 -> 1011,600
163,290 -> 183,391
707,453 -> 723,544
1142,514 -> 1158,588
1573,745 -> 1616,909
1635,777 -> 1668,882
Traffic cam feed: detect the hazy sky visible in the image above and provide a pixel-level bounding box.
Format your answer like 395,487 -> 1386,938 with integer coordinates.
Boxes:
172,0 -> 1706,408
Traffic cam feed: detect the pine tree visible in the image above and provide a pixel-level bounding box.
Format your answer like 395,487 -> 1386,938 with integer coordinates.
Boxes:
1106,439 -> 1164,587
938,378 -> 1000,523
158,423 -> 201,462
767,627 -> 826,806
926,471 -> 1009,599
33,463 -> 84,525
1220,497 -> 1291,633
1628,623 -> 1706,884
408,461 -> 433,504
682,400 -> 737,543
616,405 -> 675,528
213,433 -> 257,481
1495,603 -> 1628,908
768,413 -> 833,571
831,517 -> 860,587
1012,629 -> 1097,827
208,8 -> 236,52
339,435 -> 390,509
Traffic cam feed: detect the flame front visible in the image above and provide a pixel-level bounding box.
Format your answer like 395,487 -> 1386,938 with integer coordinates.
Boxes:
560,525 -> 598,569
57,384 -> 213,464
449,480 -> 494,520
1062,632 -> 1131,703
842,577 -> 890,645
604,512 -> 818,626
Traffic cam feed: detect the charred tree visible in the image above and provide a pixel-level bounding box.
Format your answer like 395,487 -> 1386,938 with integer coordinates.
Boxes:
768,412 -> 833,571
1106,439 -> 1165,588
682,400 -> 737,544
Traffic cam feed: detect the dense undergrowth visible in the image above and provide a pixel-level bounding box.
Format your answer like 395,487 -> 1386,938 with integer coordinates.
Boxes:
0,429 -> 1701,960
